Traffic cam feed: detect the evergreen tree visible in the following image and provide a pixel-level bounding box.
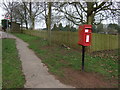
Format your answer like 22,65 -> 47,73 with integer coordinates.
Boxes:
96,24 -> 104,33
58,23 -> 63,31
52,24 -> 58,31
107,23 -> 120,34
70,26 -> 77,32
64,25 -> 70,31
92,25 -> 97,33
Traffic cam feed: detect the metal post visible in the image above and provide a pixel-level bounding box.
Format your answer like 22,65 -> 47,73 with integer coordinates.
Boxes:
82,45 -> 85,71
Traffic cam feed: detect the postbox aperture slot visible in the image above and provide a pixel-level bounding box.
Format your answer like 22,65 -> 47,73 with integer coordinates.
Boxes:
85,29 -> 89,32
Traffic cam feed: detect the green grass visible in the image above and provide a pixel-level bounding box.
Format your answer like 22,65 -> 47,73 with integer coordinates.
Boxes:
2,39 -> 25,88
13,33 -> 118,80
0,39 -> 2,89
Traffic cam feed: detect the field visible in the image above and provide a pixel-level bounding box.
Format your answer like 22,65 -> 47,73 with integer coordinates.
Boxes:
2,39 -> 25,88
14,33 -> 118,88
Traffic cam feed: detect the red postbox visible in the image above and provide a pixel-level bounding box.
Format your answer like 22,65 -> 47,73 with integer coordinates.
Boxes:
78,25 -> 92,46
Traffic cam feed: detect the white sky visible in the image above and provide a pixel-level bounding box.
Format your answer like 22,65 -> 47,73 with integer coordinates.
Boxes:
0,7 -> 6,26
0,6 -> 43,29
0,4 -> 118,28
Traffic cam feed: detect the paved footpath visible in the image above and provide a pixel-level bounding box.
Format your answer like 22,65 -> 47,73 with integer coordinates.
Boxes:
5,33 -> 73,88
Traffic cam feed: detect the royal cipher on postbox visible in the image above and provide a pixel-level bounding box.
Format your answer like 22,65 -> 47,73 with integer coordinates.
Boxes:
78,25 -> 92,46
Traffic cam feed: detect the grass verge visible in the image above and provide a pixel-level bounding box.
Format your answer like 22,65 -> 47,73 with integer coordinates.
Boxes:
2,39 -> 25,88
0,39 -> 2,89
13,33 -> 118,79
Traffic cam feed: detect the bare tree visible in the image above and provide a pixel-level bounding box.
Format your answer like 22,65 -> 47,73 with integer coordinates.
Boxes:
40,2 -> 65,45
56,1 -> 120,25
12,2 -> 28,29
1,1 -> 45,30
39,2 -> 65,30
23,1 -> 45,29
2,2 -> 19,23
22,2 -> 29,29
1,1 -> 28,29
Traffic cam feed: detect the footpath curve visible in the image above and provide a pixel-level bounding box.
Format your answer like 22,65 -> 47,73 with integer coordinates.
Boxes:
7,33 -> 73,88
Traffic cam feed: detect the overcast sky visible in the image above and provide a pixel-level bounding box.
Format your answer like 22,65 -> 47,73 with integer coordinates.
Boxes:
0,6 -> 44,28
0,3 -> 119,29
0,7 -> 5,26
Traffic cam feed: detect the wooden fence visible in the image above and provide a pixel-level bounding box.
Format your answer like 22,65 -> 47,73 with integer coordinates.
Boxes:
22,30 -> 118,52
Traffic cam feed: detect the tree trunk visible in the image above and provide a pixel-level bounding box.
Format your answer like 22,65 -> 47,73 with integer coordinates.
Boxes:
44,3 -> 48,30
45,16 -> 48,30
24,5 -> 28,29
48,2 -> 52,46
86,2 -> 94,25
87,13 -> 95,25
25,20 -> 28,29
32,17 -> 35,30
10,10 -> 13,29
21,19 -> 23,27
29,1 -> 34,30
20,19 -> 23,31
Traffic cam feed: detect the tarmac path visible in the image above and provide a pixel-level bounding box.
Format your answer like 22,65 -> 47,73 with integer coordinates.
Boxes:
2,32 -> 73,88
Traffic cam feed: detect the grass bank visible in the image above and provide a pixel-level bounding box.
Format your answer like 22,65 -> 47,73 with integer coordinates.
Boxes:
14,33 -> 118,87
2,39 -> 25,88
